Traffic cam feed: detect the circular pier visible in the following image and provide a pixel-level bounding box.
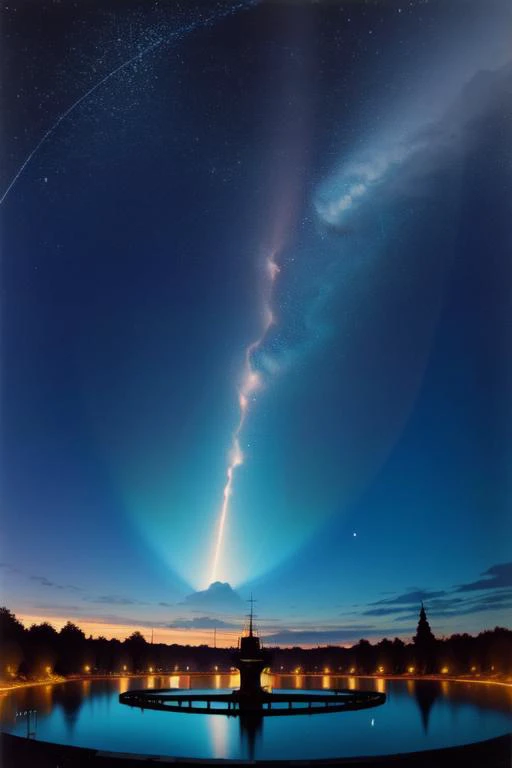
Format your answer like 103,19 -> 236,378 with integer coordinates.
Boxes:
119,687 -> 386,716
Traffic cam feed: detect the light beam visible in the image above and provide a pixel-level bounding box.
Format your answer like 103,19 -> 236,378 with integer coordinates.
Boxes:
209,252 -> 280,584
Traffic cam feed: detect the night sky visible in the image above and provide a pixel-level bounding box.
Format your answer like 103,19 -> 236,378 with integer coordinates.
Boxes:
1,0 -> 511,647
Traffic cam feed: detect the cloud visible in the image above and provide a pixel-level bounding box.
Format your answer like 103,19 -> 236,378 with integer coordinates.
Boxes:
455,563 -> 512,592
363,606 -> 420,617
368,590 -> 446,607
181,581 -> 243,612
37,604 -> 85,614
83,595 -> 149,606
315,61 -> 512,230
166,616 -> 238,630
359,564 -> 512,622
423,590 -> 512,619
264,627 -> 410,646
30,575 -> 55,587
369,589 -> 512,622
30,575 -> 81,591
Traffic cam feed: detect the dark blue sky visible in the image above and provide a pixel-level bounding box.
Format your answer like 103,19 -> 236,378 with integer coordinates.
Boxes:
1,0 -> 511,645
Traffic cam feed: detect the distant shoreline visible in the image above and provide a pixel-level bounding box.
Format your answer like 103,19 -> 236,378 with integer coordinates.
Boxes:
1,671 -> 511,694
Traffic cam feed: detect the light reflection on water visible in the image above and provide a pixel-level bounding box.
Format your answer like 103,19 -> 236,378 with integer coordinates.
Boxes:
0,675 -> 510,761
209,712 -> 228,759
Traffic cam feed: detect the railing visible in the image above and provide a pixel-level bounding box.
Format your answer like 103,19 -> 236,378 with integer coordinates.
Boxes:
119,688 -> 386,716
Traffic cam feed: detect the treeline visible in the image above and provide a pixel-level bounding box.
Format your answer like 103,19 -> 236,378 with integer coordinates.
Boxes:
0,607 -> 510,679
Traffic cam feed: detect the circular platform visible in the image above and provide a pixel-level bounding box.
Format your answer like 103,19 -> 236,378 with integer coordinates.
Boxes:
119,687 -> 386,716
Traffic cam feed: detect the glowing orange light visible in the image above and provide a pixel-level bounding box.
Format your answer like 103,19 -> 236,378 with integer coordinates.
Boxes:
123,665 -> 127,672
84,665 -> 91,673
324,667 -> 330,674
441,666 -> 449,674
45,666 -> 52,675
378,666 -> 385,674
408,666 -> 415,674
149,667 -> 154,673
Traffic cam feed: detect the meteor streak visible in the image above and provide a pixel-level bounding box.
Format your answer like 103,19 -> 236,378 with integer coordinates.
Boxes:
209,253 -> 280,584
0,0 -> 257,206
0,38 -> 163,207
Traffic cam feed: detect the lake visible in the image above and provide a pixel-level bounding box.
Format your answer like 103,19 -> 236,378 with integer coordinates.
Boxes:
1,675 -> 510,761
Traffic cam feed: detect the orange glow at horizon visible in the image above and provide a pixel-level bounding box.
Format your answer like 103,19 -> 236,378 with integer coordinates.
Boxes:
15,613 -> 236,648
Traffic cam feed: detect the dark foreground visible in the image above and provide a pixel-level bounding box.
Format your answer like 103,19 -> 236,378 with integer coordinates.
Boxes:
1,732 -> 511,768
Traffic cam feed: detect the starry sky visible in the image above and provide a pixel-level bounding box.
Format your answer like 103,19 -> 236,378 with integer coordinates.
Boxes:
1,0 -> 511,647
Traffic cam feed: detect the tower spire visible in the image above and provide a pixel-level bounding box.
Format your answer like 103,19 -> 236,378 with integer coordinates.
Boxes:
248,594 -> 255,637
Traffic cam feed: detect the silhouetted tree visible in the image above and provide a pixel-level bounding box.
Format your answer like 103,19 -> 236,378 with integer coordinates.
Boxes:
1,606 -> 511,680
125,631 -> 148,671
0,607 -> 25,676
55,621 -> 87,674
25,622 -> 59,675
60,622 -> 86,643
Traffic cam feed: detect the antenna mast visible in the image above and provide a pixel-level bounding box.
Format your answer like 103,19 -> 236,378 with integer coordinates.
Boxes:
248,594 -> 256,637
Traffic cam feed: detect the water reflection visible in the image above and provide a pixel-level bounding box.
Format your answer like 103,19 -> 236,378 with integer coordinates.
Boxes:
411,681 -> 440,733
117,677 -> 130,695
0,676 -> 510,760
81,679 -> 91,696
209,711 -> 229,758
239,713 -> 263,761
54,684 -> 84,737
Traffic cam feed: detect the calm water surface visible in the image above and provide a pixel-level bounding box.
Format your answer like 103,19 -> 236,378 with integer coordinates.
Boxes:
1,675 -> 510,760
